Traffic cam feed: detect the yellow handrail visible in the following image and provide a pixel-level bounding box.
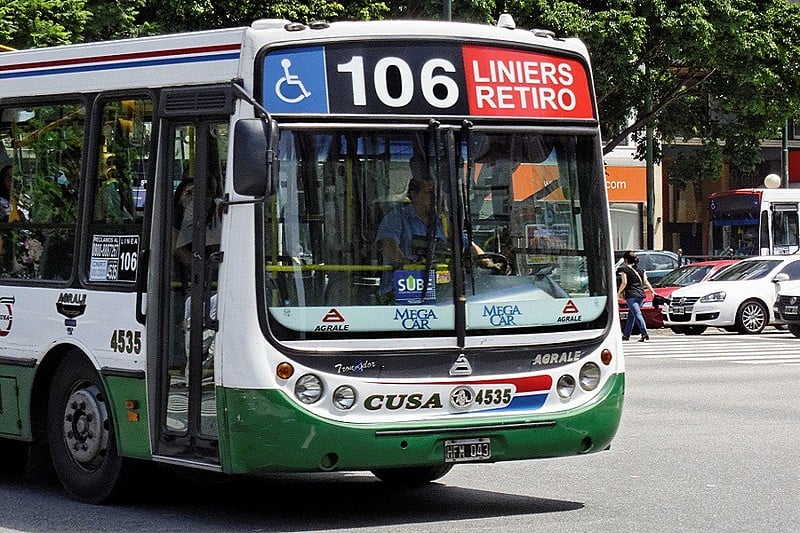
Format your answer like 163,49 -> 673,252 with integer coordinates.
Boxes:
0,44 -> 16,52
264,263 -> 449,273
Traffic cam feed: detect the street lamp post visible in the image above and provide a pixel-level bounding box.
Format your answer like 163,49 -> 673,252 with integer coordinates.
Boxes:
443,0 -> 451,21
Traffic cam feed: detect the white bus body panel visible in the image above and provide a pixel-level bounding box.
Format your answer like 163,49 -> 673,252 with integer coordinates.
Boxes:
0,28 -> 246,96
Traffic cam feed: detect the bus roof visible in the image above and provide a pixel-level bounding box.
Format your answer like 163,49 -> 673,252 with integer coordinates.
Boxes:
0,19 -> 591,98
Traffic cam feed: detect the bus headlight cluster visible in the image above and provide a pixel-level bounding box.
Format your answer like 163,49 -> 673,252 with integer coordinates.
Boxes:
556,374 -> 576,398
557,362 -> 603,399
332,385 -> 357,410
294,374 -> 323,404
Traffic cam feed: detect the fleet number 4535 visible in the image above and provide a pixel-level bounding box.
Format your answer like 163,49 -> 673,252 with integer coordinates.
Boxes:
110,329 -> 142,354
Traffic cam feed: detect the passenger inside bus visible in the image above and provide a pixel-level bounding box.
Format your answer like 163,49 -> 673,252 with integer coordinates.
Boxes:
96,155 -> 134,223
0,163 -> 25,275
171,163 -> 223,375
0,164 -> 24,223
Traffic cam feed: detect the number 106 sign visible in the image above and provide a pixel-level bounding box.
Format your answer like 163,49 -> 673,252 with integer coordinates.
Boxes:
261,41 -> 594,119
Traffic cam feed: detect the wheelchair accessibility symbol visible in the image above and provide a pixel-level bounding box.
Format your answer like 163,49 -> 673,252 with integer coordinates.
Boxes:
263,46 -> 327,114
275,58 -> 311,103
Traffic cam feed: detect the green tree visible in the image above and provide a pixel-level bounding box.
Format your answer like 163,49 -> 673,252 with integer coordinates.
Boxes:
138,0 -> 387,32
0,0 -> 151,48
0,0 -> 91,48
510,0 -> 800,186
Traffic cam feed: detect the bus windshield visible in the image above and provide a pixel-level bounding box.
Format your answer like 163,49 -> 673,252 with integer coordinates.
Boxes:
262,127 -> 608,339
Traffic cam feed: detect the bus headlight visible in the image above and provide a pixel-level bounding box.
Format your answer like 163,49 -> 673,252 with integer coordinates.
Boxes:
556,375 -> 576,399
295,374 -> 323,404
332,385 -> 357,410
700,291 -> 726,302
579,362 -> 601,391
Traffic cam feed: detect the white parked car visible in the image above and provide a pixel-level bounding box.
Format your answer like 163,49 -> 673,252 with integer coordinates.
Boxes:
663,255 -> 800,335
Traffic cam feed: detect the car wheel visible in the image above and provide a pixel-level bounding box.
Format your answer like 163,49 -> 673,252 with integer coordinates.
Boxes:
670,326 -> 688,334
683,326 -> 707,335
788,324 -> 800,338
735,300 -> 768,334
47,350 -> 128,503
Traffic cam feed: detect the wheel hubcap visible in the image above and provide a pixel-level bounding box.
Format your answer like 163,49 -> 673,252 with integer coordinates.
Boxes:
62,385 -> 109,470
742,304 -> 765,332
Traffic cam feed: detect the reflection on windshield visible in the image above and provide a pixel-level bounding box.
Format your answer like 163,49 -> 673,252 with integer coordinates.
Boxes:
712,260 -> 780,281
261,128 -> 608,338
658,265 -> 711,287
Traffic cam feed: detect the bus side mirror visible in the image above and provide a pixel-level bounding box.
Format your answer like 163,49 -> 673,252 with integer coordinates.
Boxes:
233,118 -> 278,197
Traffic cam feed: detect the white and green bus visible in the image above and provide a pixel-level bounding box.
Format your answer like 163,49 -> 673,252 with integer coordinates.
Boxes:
0,16 -> 623,503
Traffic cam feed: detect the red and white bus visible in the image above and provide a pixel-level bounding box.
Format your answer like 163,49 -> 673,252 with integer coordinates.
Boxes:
0,16 -> 623,502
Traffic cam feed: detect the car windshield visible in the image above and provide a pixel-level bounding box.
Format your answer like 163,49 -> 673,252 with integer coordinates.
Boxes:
657,265 -> 712,287
711,260 -> 782,281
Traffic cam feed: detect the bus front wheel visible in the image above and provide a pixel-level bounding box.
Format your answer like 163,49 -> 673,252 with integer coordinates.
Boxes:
46,351 -> 127,504
371,464 -> 453,485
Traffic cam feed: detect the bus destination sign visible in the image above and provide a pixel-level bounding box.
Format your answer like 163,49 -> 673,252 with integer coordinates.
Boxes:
261,42 -> 594,119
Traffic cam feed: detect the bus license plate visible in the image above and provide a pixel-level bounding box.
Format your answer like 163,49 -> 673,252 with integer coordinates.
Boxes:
445,438 -> 491,463
671,306 -> 684,315
620,311 -> 628,321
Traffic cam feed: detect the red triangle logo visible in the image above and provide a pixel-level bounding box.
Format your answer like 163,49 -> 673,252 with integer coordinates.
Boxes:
562,300 -> 579,314
322,308 -> 345,322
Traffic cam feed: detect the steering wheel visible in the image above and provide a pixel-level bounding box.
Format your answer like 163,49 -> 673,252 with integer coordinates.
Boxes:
474,252 -> 511,275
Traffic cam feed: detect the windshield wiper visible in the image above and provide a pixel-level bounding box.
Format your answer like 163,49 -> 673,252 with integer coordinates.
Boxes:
420,120 -> 442,301
462,120 -> 477,295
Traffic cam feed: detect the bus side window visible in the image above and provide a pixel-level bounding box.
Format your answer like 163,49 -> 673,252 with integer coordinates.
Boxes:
0,103 -> 83,280
87,98 -> 152,283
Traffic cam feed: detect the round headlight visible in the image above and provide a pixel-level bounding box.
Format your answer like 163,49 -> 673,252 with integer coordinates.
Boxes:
556,374 -> 576,399
332,385 -> 357,410
579,362 -> 601,391
295,374 -> 323,404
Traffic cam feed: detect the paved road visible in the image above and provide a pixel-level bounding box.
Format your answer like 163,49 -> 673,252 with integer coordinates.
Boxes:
0,329 -> 798,532
623,326 -> 800,366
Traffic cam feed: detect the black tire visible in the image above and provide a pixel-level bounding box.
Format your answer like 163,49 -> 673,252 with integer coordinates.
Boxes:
371,464 -> 453,485
723,326 -> 739,333
670,326 -> 688,334
788,323 -> 800,338
47,351 -> 127,503
683,326 -> 707,335
735,300 -> 768,334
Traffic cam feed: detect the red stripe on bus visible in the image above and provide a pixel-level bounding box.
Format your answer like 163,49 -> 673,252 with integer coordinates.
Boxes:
376,375 -> 552,393
0,43 -> 241,72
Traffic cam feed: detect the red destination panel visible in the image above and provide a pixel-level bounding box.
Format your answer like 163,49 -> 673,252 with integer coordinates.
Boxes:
462,45 -> 594,119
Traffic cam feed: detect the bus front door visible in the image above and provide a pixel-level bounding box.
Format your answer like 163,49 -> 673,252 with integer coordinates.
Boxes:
153,117 -> 226,465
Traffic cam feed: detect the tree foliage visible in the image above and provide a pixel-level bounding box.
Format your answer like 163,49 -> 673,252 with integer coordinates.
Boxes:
509,0 -> 800,186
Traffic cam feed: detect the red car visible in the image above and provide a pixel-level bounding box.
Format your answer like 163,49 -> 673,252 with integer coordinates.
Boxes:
619,259 -> 739,330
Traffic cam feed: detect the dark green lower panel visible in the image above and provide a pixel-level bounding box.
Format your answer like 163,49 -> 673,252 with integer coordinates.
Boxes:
217,372 -> 625,474
103,374 -> 151,459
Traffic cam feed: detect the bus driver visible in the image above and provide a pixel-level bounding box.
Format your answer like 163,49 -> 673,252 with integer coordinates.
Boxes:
375,155 -> 501,289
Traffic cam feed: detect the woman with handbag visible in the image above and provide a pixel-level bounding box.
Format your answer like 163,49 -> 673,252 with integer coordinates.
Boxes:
617,250 -> 655,341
